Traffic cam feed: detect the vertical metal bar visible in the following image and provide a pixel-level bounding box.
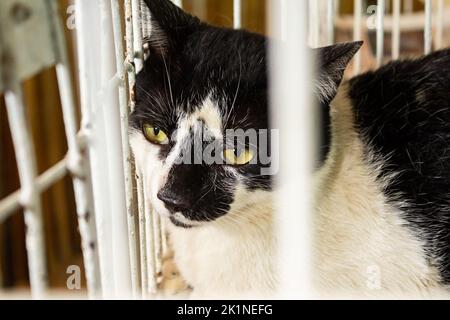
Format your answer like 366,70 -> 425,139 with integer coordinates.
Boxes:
141,0 -> 151,42
5,88 -> 47,298
234,0 -> 242,29
309,0 -> 321,47
55,52 -> 102,298
392,0 -> 401,59
111,0 -> 139,298
353,0 -> 362,74
160,218 -> 168,255
75,0 -> 96,137
47,0 -> 102,298
270,0 -> 313,299
376,0 -> 385,67
327,0 -> 335,45
125,0 -> 137,111
99,0 -> 132,298
75,0 -> 112,298
143,176 -> 157,294
133,0 -> 157,296
436,0 -> 445,49
425,0 -> 433,54
141,1 -> 153,61
153,211 -> 163,283
97,0 -> 117,298
132,0 -> 144,73
136,172 -> 148,297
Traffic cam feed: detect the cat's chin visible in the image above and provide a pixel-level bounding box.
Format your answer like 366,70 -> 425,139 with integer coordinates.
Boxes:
168,213 -> 206,229
169,216 -> 197,229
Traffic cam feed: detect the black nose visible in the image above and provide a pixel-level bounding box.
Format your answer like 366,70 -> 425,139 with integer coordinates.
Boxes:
157,189 -> 192,213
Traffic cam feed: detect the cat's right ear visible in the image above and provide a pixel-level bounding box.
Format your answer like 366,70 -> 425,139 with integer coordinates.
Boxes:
314,41 -> 363,105
142,0 -> 203,57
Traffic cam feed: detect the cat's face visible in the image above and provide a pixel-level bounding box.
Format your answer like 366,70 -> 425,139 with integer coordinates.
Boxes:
130,0 -> 361,228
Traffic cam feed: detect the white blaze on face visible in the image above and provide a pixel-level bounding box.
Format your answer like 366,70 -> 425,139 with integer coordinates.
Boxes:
130,95 -> 224,218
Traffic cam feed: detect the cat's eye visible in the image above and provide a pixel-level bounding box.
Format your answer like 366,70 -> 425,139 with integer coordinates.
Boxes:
143,124 -> 169,145
223,148 -> 255,166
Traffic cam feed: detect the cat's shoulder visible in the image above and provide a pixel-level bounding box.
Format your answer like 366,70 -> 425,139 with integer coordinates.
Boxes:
346,48 -> 450,284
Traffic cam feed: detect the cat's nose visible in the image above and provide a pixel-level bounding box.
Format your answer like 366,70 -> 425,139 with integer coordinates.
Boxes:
157,189 -> 191,213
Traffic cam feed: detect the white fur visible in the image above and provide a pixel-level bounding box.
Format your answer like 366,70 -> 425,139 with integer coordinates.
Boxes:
131,88 -> 448,298
167,186 -> 276,298
314,84 -> 444,298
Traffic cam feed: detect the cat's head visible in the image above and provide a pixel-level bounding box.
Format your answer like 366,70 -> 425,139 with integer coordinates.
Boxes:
130,0 -> 361,228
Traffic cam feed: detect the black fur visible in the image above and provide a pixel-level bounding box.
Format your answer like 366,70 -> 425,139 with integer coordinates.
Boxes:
349,49 -> 450,285
316,41 -> 363,163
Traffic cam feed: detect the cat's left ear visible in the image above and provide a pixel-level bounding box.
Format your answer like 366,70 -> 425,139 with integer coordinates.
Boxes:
142,0 -> 203,56
314,41 -> 363,105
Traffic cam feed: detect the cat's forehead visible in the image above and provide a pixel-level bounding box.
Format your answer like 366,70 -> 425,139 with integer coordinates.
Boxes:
177,95 -> 223,138
184,28 -> 267,77
132,27 -> 269,134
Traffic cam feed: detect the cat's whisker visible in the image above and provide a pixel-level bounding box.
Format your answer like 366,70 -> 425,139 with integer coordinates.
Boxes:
161,52 -> 175,109
225,51 -> 243,127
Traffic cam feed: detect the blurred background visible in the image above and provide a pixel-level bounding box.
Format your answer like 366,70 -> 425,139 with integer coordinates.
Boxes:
0,0 -> 448,293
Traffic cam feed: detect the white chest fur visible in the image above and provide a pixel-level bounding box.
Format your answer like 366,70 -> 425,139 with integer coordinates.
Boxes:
314,85 -> 442,297
167,190 -> 277,298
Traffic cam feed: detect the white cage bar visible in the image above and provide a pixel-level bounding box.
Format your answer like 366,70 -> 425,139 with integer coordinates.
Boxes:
234,0 -> 242,29
353,0 -> 363,74
392,0 -> 401,59
436,0 -> 445,49
424,0 -> 433,54
5,88 -> 47,298
52,0 -> 102,295
376,0 -> 385,67
132,0 -> 144,73
111,0 -> 140,297
327,0 -> 336,45
270,0 -> 314,299
309,0 -> 321,47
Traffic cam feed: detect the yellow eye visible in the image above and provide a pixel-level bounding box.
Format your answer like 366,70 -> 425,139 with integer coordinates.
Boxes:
223,148 -> 255,166
143,124 -> 169,145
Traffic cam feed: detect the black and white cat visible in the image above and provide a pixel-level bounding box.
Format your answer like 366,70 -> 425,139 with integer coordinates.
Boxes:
130,0 -> 450,297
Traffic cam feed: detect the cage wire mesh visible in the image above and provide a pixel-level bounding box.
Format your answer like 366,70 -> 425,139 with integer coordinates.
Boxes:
0,0 -> 448,299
